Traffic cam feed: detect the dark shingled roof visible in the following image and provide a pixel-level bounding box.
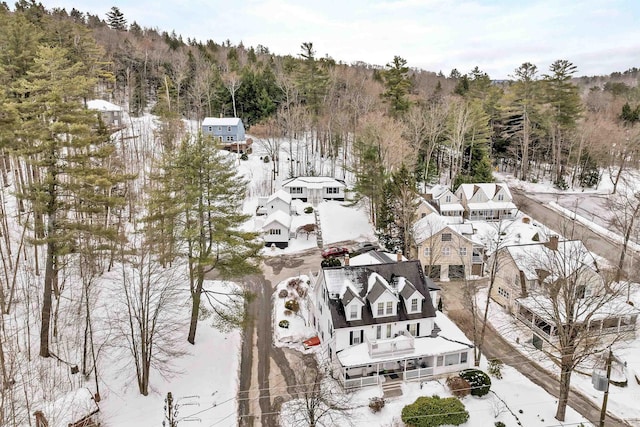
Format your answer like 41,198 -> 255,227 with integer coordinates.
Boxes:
341,285 -> 361,306
366,276 -> 393,304
321,260 -> 437,330
400,279 -> 418,300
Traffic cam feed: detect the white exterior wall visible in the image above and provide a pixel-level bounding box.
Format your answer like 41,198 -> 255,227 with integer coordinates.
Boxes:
265,198 -> 290,216
263,223 -> 290,245
370,293 -> 398,318
344,300 -> 364,321
334,317 -> 435,353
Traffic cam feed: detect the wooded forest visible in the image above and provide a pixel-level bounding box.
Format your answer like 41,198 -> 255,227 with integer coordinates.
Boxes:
0,1 -> 639,425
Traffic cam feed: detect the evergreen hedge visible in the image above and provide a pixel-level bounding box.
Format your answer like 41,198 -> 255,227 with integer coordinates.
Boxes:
401,395 -> 469,427
459,369 -> 491,397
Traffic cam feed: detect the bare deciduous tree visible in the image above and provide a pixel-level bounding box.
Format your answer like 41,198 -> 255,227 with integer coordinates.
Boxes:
117,241 -> 184,396
281,364 -> 353,427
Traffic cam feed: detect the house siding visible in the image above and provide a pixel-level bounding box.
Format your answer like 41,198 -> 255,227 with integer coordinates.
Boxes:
202,118 -> 246,141
415,227 -> 475,281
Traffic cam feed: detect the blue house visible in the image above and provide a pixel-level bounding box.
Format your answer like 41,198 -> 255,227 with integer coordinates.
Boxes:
202,117 -> 245,142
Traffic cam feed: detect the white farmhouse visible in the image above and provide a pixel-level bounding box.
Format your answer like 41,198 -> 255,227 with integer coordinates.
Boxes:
261,211 -> 292,249
308,260 -> 473,390
282,176 -> 346,205
455,183 -> 517,221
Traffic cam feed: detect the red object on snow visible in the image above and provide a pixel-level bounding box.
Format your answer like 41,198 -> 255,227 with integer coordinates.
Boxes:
303,336 -> 321,348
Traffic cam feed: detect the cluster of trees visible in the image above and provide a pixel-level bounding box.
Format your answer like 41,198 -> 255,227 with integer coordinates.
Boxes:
27,3 -> 639,254
0,3 -> 261,424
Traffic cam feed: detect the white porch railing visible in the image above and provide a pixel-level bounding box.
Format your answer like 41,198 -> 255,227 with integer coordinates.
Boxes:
404,367 -> 433,381
344,374 -> 379,390
366,331 -> 415,358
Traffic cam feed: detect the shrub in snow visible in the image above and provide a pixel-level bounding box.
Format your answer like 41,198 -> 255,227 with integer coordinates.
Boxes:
263,155 -> 270,163
287,278 -> 302,288
278,289 -> 288,298
495,422 -> 506,427
304,206 -> 314,214
369,396 -> 385,413
459,369 -> 491,397
278,320 -> 289,328
488,359 -> 504,379
284,310 -> 292,317
446,375 -> 471,397
401,395 -> 469,427
240,153 -> 249,161
321,257 -> 341,267
284,299 -> 300,312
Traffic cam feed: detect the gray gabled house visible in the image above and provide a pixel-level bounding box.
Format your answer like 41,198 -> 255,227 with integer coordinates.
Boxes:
202,117 -> 249,152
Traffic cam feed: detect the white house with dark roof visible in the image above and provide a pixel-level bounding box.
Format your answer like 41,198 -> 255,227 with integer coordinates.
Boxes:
308,260 -> 473,390
282,176 -> 346,205
455,183 -> 517,221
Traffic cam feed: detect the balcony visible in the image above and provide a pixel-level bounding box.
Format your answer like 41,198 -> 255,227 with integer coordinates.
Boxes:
366,330 -> 415,358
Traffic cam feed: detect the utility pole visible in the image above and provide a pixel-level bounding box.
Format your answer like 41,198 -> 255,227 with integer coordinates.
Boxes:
164,392 -> 177,427
599,347 -> 613,427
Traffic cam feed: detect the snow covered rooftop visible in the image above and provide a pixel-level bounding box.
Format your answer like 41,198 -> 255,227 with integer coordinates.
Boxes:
262,210 -> 291,229
267,189 -> 292,204
349,251 -> 405,266
282,176 -> 346,189
202,117 -> 243,126
34,387 -> 99,427
517,295 -> 639,324
87,99 -> 122,111
458,182 -> 514,200
506,239 -> 596,281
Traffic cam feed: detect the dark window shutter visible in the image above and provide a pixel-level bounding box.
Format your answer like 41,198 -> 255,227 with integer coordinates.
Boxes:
417,323 -> 420,337
349,331 -> 353,345
406,324 -> 410,332
360,330 -> 364,344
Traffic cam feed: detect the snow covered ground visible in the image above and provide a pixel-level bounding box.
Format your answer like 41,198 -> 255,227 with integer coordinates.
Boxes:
13,112 -> 639,427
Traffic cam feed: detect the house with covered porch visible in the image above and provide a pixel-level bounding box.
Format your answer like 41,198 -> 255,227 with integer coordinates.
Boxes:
455,183 -> 517,221
491,236 -> 638,348
308,260 -> 473,390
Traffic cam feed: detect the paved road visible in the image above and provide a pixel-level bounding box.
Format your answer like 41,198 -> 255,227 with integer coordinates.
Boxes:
512,188 -> 638,272
238,247 -> 323,426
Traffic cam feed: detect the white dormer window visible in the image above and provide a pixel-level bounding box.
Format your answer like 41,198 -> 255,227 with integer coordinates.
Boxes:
498,194 -> 504,201
377,302 -> 384,316
349,305 -> 358,319
445,195 -> 451,202
411,298 -> 418,312
386,301 -> 393,315
227,126 -> 231,132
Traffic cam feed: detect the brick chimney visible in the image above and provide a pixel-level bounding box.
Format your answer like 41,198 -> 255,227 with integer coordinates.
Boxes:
344,253 -> 349,266
396,250 -> 403,262
545,235 -> 559,251
34,411 -> 49,427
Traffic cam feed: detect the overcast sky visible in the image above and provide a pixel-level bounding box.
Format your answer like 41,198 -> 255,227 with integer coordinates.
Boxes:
38,0 -> 640,79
